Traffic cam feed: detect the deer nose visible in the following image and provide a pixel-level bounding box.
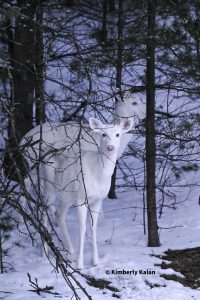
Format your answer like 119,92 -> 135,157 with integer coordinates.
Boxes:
107,145 -> 114,151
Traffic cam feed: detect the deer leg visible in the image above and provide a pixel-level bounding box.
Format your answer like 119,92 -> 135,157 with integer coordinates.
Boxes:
55,204 -> 75,261
77,204 -> 88,269
89,199 -> 102,266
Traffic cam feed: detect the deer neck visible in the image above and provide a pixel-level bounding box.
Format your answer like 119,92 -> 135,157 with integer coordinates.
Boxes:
98,150 -> 117,178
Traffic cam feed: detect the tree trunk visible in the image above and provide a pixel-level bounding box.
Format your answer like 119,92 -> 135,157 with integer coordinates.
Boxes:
108,164 -> 117,199
0,229 -> 3,273
101,0 -> 108,44
108,0 -> 116,12
146,0 -> 160,247
12,0 -> 37,138
4,0 -> 37,180
35,3 -> 46,125
108,0 -> 123,199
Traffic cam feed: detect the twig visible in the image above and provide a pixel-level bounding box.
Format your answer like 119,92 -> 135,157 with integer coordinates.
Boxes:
0,290 -> 14,294
27,273 -> 61,296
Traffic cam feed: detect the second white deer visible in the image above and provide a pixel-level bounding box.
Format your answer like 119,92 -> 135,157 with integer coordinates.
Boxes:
21,95 -> 145,165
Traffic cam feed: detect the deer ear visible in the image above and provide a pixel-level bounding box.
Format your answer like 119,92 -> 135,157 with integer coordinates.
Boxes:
89,118 -> 103,132
120,118 -> 133,133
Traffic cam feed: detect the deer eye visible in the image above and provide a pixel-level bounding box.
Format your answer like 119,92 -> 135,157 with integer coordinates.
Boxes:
116,133 -> 120,137
132,101 -> 138,105
102,133 -> 106,137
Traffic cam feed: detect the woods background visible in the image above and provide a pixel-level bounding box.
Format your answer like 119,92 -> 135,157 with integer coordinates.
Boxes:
0,0 -> 200,297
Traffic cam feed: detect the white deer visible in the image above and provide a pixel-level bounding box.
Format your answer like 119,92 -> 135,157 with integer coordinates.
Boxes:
27,117 -> 133,269
21,95 -> 145,165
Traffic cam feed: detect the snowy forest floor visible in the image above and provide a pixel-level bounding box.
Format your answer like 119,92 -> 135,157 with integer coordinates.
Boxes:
1,188 -> 200,300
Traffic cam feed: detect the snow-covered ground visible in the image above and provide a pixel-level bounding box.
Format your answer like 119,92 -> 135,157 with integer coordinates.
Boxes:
1,181 -> 200,300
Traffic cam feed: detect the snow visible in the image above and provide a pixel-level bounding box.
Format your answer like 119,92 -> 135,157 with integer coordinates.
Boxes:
1,185 -> 200,300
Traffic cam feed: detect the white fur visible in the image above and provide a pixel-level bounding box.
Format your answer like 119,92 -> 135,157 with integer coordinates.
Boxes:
21,95 -> 145,165
27,118 -> 133,269
21,96 -> 145,264
115,95 -> 146,121
115,95 -> 146,158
